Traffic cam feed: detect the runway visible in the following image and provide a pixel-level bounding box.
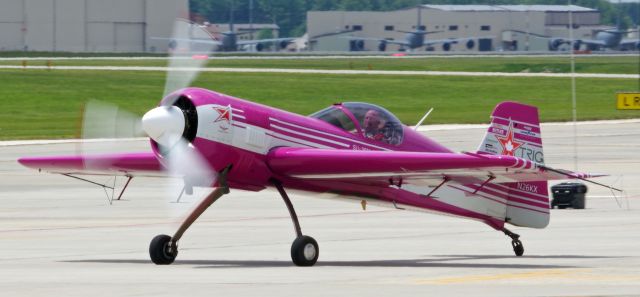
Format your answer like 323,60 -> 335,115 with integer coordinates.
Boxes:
1,121 -> 639,296
0,65 -> 637,79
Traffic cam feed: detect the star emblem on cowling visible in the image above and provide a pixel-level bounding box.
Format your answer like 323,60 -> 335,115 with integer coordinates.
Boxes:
213,106 -> 231,123
496,121 -> 523,156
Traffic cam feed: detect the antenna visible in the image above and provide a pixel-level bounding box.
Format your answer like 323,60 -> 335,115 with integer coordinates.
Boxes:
414,107 -> 434,130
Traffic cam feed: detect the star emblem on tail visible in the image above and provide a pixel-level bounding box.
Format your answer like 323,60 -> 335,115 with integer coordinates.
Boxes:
496,121 -> 523,156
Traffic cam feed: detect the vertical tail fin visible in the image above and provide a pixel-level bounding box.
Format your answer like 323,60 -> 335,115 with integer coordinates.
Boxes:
477,101 -> 545,164
417,5 -> 422,30
477,102 -> 550,228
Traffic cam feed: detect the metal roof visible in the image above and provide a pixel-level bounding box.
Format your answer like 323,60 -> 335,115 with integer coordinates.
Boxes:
420,5 -> 597,12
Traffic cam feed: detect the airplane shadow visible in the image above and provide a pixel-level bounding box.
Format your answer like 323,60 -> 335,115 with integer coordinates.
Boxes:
63,254 -> 614,269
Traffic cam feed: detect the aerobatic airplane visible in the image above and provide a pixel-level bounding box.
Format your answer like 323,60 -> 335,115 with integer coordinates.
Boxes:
19,91 -> 617,266
17,20 -> 617,267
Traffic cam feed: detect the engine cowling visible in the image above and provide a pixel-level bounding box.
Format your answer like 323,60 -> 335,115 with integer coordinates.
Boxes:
256,43 -> 264,52
442,42 -> 451,51
466,39 -> 475,50
378,40 -> 387,51
573,40 -> 582,51
168,40 -> 177,51
279,40 -> 289,49
548,39 -> 564,51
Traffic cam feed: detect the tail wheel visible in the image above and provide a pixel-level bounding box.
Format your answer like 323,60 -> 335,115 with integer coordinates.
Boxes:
512,240 -> 525,256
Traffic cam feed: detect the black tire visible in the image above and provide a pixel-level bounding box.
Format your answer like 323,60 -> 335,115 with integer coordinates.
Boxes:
512,240 -> 525,257
149,234 -> 177,265
291,235 -> 319,266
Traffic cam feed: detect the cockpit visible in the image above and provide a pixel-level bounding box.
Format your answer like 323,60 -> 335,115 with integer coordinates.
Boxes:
310,102 -> 404,145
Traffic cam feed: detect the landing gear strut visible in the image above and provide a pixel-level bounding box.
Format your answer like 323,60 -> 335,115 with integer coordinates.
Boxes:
272,179 -> 319,266
149,167 -> 231,265
503,228 -> 524,256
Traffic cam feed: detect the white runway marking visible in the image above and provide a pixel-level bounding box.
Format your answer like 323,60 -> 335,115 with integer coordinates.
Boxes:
1,65 -> 637,79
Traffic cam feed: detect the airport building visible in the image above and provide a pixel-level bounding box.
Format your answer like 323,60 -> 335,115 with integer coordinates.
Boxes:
308,5 -> 603,52
0,0 -> 185,53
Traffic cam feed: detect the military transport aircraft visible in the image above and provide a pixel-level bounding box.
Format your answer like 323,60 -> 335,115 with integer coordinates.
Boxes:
347,6 -> 492,51
155,19 -> 295,52
547,26 -> 640,51
155,1 -> 294,52
19,22 -> 617,267
510,27 -> 640,51
512,17 -> 640,51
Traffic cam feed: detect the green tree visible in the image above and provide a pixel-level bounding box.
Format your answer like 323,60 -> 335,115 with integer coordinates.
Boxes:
339,0 -> 372,10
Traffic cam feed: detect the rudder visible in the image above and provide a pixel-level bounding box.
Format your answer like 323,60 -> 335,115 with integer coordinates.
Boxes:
477,101 -> 550,228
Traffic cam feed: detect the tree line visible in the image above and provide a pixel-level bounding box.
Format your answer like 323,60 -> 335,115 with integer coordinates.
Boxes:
190,0 -> 640,37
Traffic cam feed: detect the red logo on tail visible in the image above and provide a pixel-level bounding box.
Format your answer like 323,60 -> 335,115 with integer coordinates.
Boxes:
496,122 -> 523,156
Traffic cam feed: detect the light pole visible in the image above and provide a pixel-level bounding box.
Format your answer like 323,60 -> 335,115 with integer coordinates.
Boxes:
568,0 -> 578,171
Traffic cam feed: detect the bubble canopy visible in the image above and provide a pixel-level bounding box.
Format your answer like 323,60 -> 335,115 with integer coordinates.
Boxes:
310,102 -> 404,145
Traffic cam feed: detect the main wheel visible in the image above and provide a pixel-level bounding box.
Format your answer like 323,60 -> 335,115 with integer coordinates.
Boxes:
291,235 -> 319,266
149,234 -> 178,265
512,240 -> 525,257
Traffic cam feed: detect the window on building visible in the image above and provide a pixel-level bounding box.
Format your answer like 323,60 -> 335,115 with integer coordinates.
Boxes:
384,25 -> 394,31
353,25 -> 363,31
449,25 -> 458,31
481,25 -> 491,31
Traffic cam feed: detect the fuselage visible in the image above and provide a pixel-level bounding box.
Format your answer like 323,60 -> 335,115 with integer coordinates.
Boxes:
219,32 -> 238,51
154,88 -> 451,189
405,32 -> 425,49
594,31 -> 623,48
152,88 -> 519,230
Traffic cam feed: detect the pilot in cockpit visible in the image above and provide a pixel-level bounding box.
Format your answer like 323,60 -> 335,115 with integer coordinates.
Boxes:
363,109 -> 400,145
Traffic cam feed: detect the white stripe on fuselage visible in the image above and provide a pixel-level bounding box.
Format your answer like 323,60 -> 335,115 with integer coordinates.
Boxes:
269,117 -> 391,151
270,124 -> 350,148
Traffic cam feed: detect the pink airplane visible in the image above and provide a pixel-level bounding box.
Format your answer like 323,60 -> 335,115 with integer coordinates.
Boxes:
18,88 -> 617,266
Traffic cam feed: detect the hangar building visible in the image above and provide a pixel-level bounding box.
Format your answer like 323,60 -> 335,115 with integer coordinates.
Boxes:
308,5 -> 602,52
0,0 -> 184,53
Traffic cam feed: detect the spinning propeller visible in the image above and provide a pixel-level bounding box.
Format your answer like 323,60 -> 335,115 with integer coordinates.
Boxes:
80,19 -> 218,212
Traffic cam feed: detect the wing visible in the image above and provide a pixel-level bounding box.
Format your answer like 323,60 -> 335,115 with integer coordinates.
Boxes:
423,36 -> 493,46
620,39 -> 640,47
503,31 -> 606,46
266,148 -> 608,188
237,37 -> 295,46
579,39 -> 606,46
341,36 -> 410,47
18,152 -> 165,177
151,37 -> 223,46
